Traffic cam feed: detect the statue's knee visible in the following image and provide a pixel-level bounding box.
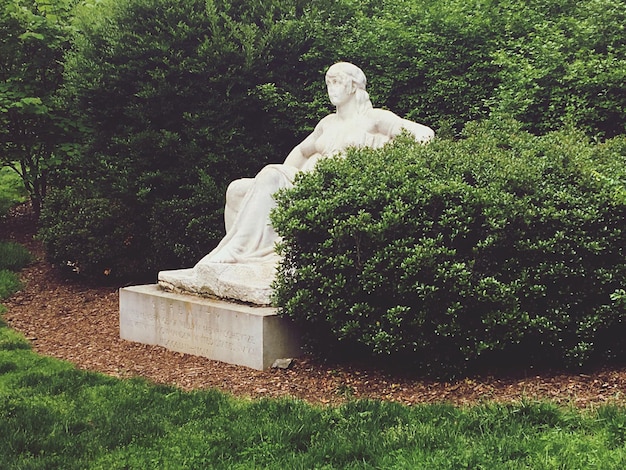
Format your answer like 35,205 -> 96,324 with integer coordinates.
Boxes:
227,178 -> 252,201
256,165 -> 282,186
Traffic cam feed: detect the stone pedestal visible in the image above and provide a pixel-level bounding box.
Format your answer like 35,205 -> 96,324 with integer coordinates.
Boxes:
119,284 -> 300,370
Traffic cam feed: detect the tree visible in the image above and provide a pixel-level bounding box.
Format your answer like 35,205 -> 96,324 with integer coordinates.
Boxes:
0,0 -> 78,215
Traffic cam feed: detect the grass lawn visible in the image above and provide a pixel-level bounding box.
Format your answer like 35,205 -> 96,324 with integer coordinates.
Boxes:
1,179 -> 625,469
1,318 -> 626,469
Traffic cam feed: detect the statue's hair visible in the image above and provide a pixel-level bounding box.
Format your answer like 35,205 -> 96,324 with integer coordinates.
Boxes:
325,62 -> 373,114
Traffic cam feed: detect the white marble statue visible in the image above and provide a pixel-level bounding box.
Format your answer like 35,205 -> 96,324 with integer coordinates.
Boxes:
158,62 -> 434,304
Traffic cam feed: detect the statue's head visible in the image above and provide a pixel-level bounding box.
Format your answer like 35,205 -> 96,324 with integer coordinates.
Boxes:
325,62 -> 373,113
325,62 -> 367,90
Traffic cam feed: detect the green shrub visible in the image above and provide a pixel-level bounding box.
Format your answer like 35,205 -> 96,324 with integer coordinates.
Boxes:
0,269 -> 22,300
272,119 -> 626,376
39,186 -> 146,280
40,0 -> 626,282
38,187 -> 144,281
489,0 -> 626,138
284,0 -> 501,135
0,241 -> 31,271
145,171 -> 225,271
39,172 -> 226,280
43,0 -> 332,280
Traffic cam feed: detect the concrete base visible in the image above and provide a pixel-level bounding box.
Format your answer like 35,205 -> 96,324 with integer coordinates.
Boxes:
119,284 -> 300,370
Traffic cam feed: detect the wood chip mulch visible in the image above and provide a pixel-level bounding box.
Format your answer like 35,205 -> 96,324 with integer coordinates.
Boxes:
2,204 -> 626,408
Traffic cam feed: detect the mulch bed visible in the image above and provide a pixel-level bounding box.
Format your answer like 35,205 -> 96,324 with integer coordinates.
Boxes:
2,204 -> 626,407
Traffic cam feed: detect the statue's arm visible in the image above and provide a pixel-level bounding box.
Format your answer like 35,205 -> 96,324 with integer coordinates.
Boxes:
283,119 -> 326,169
374,109 -> 435,143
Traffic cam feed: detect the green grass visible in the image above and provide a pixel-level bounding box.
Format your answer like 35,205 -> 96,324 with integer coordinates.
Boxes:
0,270 -> 22,299
0,241 -> 32,271
1,319 -> 626,469
0,240 -> 30,302
0,190 -> 625,468
0,166 -> 27,217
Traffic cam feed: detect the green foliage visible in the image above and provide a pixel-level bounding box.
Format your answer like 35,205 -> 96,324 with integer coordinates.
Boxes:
38,187 -> 143,280
0,241 -> 32,272
0,166 -> 28,217
43,0 -> 326,279
489,0 -> 626,138
146,172 -> 226,271
0,0 -> 80,215
328,0 -> 501,133
0,270 -> 22,300
38,0 -> 626,281
272,120 -> 626,375
0,240 -> 29,301
2,319 -> 626,468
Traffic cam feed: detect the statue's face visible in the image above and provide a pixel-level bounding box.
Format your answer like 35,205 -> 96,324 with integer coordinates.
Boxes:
326,72 -> 354,106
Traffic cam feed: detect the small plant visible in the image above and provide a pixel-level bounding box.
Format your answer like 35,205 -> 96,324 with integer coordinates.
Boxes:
0,270 -> 22,300
0,241 -> 32,272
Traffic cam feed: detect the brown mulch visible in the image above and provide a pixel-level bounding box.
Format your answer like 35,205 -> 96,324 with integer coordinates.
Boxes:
2,204 -> 626,408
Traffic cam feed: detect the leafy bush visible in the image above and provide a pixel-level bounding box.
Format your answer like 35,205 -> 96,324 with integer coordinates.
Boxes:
272,119 -> 626,376
43,0 -> 315,279
38,187 -> 144,280
340,0 -> 500,134
39,171 -> 226,281
0,241 -> 32,271
0,270 -> 22,300
39,0 -> 626,281
145,171 -> 226,271
489,0 -> 626,138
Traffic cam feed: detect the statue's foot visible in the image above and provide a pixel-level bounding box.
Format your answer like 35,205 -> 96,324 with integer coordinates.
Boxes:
202,246 -> 240,264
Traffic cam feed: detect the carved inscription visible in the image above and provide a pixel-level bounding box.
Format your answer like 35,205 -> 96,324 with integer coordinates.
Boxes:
139,299 -> 262,359
119,285 -> 299,370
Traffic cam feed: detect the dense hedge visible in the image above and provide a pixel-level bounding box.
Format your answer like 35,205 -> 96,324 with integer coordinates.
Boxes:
41,0 -> 316,279
38,0 -> 625,280
272,120 -> 626,376
489,0 -> 626,138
